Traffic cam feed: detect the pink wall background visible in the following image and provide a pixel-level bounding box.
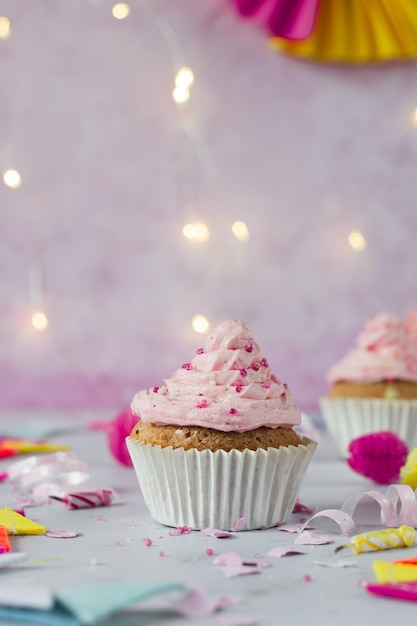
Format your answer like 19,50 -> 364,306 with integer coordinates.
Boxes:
1,0 -> 417,414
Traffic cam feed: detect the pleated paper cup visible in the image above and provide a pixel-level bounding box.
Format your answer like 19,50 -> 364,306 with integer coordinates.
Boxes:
126,436 -> 317,531
319,397 -> 417,459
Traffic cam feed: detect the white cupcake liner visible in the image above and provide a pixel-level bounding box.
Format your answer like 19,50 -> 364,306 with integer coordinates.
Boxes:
126,436 -> 317,531
319,397 -> 417,458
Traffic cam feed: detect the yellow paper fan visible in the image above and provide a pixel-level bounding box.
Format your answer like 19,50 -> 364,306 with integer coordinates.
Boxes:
270,0 -> 417,63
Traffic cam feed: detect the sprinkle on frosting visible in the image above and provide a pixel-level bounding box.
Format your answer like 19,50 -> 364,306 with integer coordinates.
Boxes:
327,312 -> 417,385
131,319 -> 301,432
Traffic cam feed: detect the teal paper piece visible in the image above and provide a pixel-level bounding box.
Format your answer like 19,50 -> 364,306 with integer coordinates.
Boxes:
55,581 -> 186,625
0,606 -> 80,626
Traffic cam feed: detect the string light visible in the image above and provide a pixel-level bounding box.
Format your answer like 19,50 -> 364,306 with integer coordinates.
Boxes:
192,314 -> 209,334
232,220 -> 250,242
31,310 -> 49,332
182,222 -> 210,242
0,16 -> 10,39
348,230 -> 366,251
3,168 -> 22,189
112,3 -> 130,19
413,107 -> 417,123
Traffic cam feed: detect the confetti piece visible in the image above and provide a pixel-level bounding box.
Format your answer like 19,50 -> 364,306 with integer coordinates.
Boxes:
365,581 -> 417,602
213,552 -> 243,566
313,560 -> 356,568
335,525 -> 415,554
173,587 -> 232,618
0,553 -> 28,568
168,526 -> 192,536
292,499 -> 315,515
0,508 -> 46,535
276,523 -> 309,533
373,560 -> 417,583
46,530 -> 80,538
294,531 -> 332,545
143,538 -> 152,547
216,617 -> 261,626
0,526 -> 11,553
231,518 -> 245,532
49,489 -> 115,509
202,528 -> 233,538
267,546 -> 305,557
0,585 -> 54,610
1,440 -> 70,454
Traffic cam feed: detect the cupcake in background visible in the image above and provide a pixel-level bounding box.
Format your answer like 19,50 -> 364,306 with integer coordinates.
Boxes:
320,312 -> 417,458
126,319 -> 317,531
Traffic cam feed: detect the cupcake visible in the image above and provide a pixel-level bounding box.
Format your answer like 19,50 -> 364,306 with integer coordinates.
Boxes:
126,319 -> 317,530
320,312 -> 417,458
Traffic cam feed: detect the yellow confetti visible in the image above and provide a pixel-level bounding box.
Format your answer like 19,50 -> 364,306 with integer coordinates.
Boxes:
0,508 -> 46,535
2,441 -> 70,454
400,448 -> 417,490
373,560 -> 417,583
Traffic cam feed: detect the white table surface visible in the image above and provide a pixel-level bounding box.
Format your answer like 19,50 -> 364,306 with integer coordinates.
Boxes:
0,413 -> 416,626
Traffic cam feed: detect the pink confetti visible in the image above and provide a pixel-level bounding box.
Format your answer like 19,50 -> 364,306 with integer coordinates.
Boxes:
214,552 -> 270,577
216,617 -> 261,626
0,472 -> 8,482
292,498 -> 315,515
46,529 -> 80,538
304,574 -> 312,582
169,526 -> 192,536
231,518 -> 245,532
143,538 -> 152,547
313,560 -> 356,568
202,528 -> 233,538
213,552 -> 243,566
159,551 -> 166,557
173,587 -> 232,617
206,549 -> 214,556
96,515 -> 104,521
267,546 -> 305,557
294,531 -> 332,545
276,523 -> 309,533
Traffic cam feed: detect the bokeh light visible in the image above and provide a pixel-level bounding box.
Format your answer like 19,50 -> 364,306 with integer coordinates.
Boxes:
0,16 -> 10,39
192,314 -> 209,334
175,67 -> 194,89
348,230 -> 366,251
31,311 -> 49,331
112,3 -> 130,19
3,168 -> 22,189
232,220 -> 250,242
182,222 -> 210,242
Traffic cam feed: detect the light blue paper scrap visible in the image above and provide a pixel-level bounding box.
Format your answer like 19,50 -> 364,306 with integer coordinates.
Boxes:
0,606 -> 80,626
55,581 -> 186,625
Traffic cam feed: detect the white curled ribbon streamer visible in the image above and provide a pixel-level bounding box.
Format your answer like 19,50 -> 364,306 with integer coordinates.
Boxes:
7,452 -> 90,496
301,485 -> 417,535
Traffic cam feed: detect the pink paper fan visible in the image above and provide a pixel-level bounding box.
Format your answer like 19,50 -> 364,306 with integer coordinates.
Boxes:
107,407 -> 138,466
347,431 -> 408,484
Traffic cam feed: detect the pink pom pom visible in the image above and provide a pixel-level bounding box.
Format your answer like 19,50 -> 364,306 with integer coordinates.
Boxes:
347,431 -> 408,484
107,407 -> 138,466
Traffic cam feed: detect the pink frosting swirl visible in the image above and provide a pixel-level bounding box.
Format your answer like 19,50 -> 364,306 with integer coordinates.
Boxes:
131,319 -> 301,432
327,312 -> 417,385
404,307 -> 417,344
